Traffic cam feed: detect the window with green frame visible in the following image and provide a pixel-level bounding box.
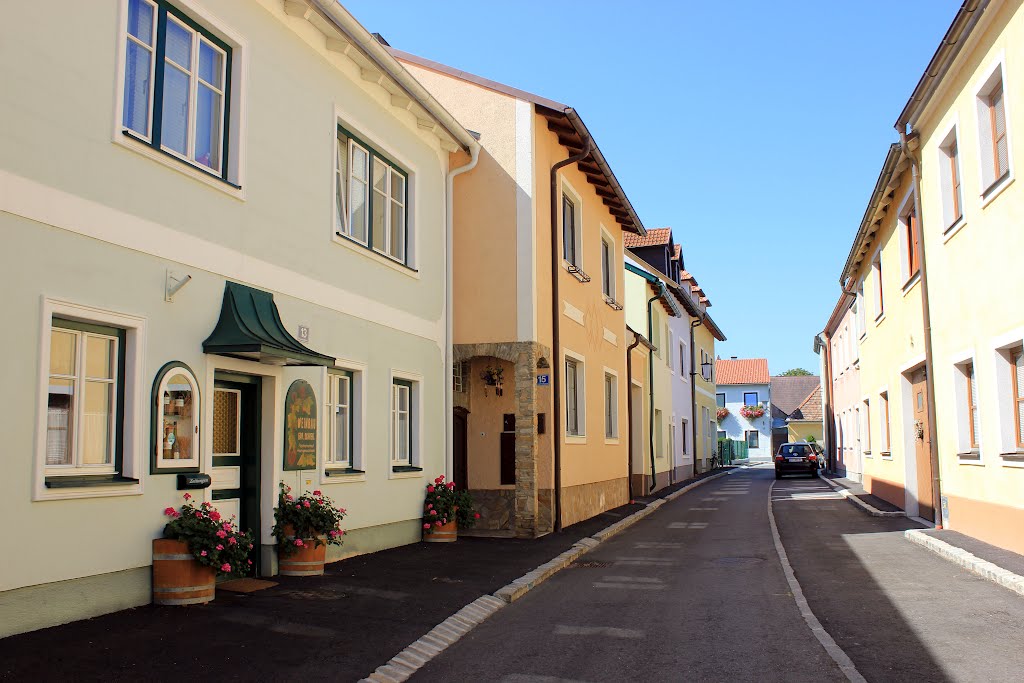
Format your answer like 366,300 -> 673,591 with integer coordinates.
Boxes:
336,126 -> 409,264
391,379 -> 414,468
327,370 -> 354,470
46,318 -> 127,480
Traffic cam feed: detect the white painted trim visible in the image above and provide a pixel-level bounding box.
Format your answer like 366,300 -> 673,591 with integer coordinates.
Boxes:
0,169 -> 443,346
562,301 -> 585,326
34,298 -> 148,501
935,116 -> 965,234
324,358 -> 368,476
559,176 -> 584,269
602,327 -> 618,346
563,347 -> 587,440
973,50 -> 1014,207
602,366 -> 620,441
515,99 -> 536,342
389,368 -> 425,479
695,384 -> 716,400
896,186 -> 916,287
899,371 -> 920,518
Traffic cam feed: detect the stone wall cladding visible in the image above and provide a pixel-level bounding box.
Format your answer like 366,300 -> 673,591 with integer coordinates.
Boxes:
470,489 -> 515,530
561,477 -> 629,528
537,488 -> 553,534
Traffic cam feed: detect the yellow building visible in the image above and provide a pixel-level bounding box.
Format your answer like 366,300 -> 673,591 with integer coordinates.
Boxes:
391,47 -> 645,534
898,0 -> 1024,552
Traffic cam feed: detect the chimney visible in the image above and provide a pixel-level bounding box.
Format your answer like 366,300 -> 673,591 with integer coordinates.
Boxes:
731,356 -> 737,360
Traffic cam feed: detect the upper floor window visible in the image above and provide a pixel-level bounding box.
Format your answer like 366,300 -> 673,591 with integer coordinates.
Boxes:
743,392 -> 758,406
679,341 -> 687,377
872,256 -> 884,319
939,128 -> 964,228
336,127 -> 408,264
391,379 -> 414,467
122,0 -> 230,177
716,393 -> 726,408
562,193 -> 582,267
977,65 -> 1011,195
905,208 -> 920,280
600,235 -> 614,299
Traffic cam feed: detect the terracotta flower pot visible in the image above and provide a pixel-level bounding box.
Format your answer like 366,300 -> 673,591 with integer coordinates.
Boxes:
152,538 -> 215,605
279,524 -> 326,576
424,520 -> 457,543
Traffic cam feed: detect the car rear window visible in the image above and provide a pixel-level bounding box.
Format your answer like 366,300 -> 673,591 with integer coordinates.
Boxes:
779,444 -> 810,456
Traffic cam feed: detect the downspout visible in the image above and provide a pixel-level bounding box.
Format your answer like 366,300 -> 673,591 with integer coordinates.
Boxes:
550,136 -> 593,532
899,129 -> 943,527
626,331 -> 644,501
689,310 -> 707,476
444,142 -> 481,478
646,285 -> 663,492
832,281 -> 856,475
820,332 -> 836,474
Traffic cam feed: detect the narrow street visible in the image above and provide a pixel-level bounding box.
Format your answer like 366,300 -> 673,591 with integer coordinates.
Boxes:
413,467 -> 1024,683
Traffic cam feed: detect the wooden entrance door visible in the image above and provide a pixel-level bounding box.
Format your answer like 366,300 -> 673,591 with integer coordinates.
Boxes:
453,407 -> 468,491
211,374 -> 262,572
911,368 -> 934,521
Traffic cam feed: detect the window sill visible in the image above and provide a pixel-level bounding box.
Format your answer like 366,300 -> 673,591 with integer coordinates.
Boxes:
999,451 -> 1024,462
942,216 -> 967,243
603,295 -> 623,311
604,437 -> 620,445
325,467 -> 366,482
392,465 -> 423,473
874,313 -> 886,327
564,262 -> 591,283
863,451 -> 873,459
981,172 -> 1013,208
45,475 -> 140,489
901,271 -> 921,296
334,233 -> 419,278
389,465 -> 424,480
565,434 -> 587,445
880,451 -> 893,460
117,130 -> 243,199
957,450 -> 982,464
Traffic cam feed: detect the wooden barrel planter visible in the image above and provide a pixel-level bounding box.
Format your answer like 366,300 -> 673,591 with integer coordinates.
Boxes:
279,525 -> 326,576
423,520 -> 457,543
152,539 -> 215,606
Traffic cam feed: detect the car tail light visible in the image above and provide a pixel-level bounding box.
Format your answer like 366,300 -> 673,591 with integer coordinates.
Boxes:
808,454 -> 817,461
774,455 -> 784,462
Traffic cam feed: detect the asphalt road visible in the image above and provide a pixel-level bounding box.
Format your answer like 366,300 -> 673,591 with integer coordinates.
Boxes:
412,466 -> 1024,682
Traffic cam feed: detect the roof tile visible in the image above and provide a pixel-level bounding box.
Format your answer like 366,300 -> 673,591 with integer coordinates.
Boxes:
624,227 -> 672,248
716,358 -> 769,385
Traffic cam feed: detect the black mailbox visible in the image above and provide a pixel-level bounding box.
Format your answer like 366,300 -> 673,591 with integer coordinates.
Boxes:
176,473 -> 212,490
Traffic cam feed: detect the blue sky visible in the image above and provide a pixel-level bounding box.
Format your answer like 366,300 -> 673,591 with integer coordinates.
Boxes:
344,0 -> 960,375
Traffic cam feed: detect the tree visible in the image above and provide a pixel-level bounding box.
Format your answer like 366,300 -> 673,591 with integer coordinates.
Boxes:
780,368 -> 813,376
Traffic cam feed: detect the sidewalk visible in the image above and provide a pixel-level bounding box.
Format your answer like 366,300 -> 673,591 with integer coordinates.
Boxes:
824,474 -> 904,514
0,471 -> 728,682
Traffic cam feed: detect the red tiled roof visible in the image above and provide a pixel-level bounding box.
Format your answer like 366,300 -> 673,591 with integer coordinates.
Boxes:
790,386 -> 823,422
624,227 -> 672,248
716,358 -> 769,385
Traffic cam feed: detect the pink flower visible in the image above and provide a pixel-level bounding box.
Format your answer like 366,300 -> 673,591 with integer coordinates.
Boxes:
426,485 -> 435,493
329,530 -> 339,538
434,521 -> 442,527
313,490 -> 322,496
435,476 -> 444,484
216,544 -> 224,551
228,537 -> 237,545
474,513 -> 481,519
221,563 -> 231,572
200,550 -> 208,557
216,530 -> 227,538
210,510 -> 221,522
247,559 -> 253,565
338,508 -> 346,514
339,530 -> 345,535
426,503 -> 433,509
423,523 -> 431,529
430,510 -> 437,516
296,504 -> 302,510
303,501 -> 311,508
447,482 -> 455,490
294,539 -> 304,547
171,511 -> 181,518
195,512 -> 203,518
183,493 -> 191,501
202,502 -> 212,508
286,494 -> 294,501
163,507 -> 176,516
248,543 -> 254,550
222,522 -> 232,530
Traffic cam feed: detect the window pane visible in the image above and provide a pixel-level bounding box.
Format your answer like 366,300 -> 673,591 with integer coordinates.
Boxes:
391,172 -> 405,202
194,84 -> 222,170
82,381 -> 113,465
351,145 -> 368,181
372,158 -> 387,194
164,19 -> 193,69
213,389 -> 239,455
198,40 -> 222,87
372,190 -> 387,251
123,41 -> 152,135
50,329 -> 76,376
389,199 -> 405,260
85,336 -> 114,380
350,180 -> 368,242
47,378 -> 75,465
127,0 -> 154,44
334,404 -> 349,465
161,65 -> 191,155
336,136 -> 348,232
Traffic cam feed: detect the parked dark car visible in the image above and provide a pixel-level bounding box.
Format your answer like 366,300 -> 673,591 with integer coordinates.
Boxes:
774,442 -> 821,478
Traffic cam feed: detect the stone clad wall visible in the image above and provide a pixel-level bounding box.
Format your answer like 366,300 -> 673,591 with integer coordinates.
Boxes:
560,477 -> 629,528
470,489 -> 515,531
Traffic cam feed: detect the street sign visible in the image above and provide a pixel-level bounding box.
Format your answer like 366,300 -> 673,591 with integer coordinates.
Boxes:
537,374 -> 550,386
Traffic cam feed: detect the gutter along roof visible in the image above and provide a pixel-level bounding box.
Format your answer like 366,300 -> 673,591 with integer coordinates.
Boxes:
388,46 -> 646,236
625,262 -> 682,317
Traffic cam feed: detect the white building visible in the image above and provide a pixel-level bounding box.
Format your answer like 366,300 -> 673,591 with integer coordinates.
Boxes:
0,0 -> 477,637
715,358 -> 773,461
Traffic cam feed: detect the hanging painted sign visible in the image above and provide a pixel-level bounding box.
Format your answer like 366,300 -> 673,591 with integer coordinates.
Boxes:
283,379 -> 317,471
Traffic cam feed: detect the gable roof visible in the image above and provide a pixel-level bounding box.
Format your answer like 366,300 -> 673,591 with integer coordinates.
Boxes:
672,244 -> 681,261
624,227 -> 672,248
770,376 -> 821,416
788,386 -> 823,423
387,46 -> 645,235
716,358 -> 769,385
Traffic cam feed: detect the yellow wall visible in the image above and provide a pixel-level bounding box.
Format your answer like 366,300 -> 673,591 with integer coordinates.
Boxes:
912,0 -> 1024,552
694,324 -> 718,469
788,422 -> 824,444
464,358 -> 517,489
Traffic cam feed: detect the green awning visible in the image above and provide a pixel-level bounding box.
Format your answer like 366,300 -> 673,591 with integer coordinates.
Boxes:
202,282 -> 335,367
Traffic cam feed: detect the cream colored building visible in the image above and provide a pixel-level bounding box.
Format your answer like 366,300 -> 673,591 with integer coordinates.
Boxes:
0,0 -> 476,636
392,46 -> 645,534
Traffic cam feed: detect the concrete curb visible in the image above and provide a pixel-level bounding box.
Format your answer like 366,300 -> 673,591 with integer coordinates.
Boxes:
820,475 -> 905,518
359,468 -> 733,681
904,529 -> 1024,599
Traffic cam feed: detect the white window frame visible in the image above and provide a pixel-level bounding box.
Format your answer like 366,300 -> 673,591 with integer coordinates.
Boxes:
951,355 -> 982,461
681,418 -> 689,456
35,298 -> 146,500
937,120 -> 966,235
389,370 -> 423,478
679,341 -> 687,378
991,330 -> 1024,461
600,225 -> 616,300
872,253 -> 885,323
603,368 -> 619,442
112,0 -> 247,197
560,179 -> 584,269
326,370 -> 353,470
154,365 -> 201,470
974,53 -> 1014,206
879,389 -> 891,456
453,361 -> 466,393
896,187 -> 919,290
861,398 -> 872,458
564,349 -> 586,441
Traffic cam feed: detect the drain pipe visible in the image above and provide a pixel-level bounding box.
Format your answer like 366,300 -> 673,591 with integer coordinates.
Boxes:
646,284 -> 664,493
689,310 -> 707,476
899,129 -> 943,527
831,281 -> 856,475
444,141 -> 481,478
820,331 -> 837,473
550,137 -> 593,532
626,331 -> 644,501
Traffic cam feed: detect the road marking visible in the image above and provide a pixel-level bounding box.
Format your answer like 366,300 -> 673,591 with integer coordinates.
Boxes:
613,557 -> 675,566
768,479 -> 867,683
667,521 -> 708,529
601,575 -> 662,583
554,625 -> 644,639
701,497 -> 727,502
592,582 -> 665,590
501,675 -> 594,683
633,542 -> 682,548
688,507 -> 718,511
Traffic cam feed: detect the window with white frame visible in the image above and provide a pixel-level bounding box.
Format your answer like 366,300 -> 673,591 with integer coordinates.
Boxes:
862,399 -> 871,456
977,65 -> 1010,193
679,341 -> 686,377
562,193 -> 580,266
745,430 -> 759,449
601,234 -> 615,299
46,319 -> 125,476
327,370 -> 354,469
872,256 -> 884,319
966,362 -> 980,450
880,391 -> 891,454
453,361 -> 467,393
903,207 -> 921,281
336,126 -> 409,264
565,356 -> 585,437
391,379 -> 415,467
1013,347 -> 1024,451
121,0 -> 230,177
604,371 -> 618,439
939,127 -> 964,228
681,418 -> 688,454
856,284 -> 866,338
